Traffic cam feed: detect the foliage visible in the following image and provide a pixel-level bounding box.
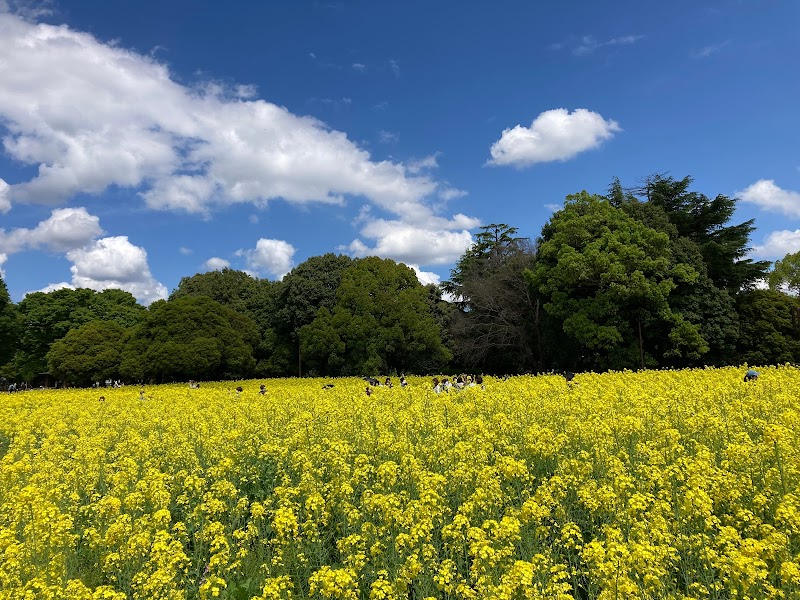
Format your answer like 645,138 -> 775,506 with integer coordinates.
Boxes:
269,254 -> 353,376
446,225 -> 540,373
8,288 -> 144,381
120,296 -> 259,382
0,276 -> 20,375
769,251 -> 800,295
735,289 -> 800,365
633,174 -> 769,291
299,257 -> 450,376
46,320 -> 128,386
531,192 -> 706,370
2,367 -> 800,598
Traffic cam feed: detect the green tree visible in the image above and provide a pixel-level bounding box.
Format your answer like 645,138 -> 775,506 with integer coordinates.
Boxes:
638,175 -> 769,291
769,251 -> 800,294
530,192 -> 706,371
120,296 -> 259,382
0,276 -> 20,377
272,254 -> 353,375
46,321 -> 128,386
170,268 -> 280,374
9,288 -> 144,381
735,289 -> 800,365
299,257 -> 450,376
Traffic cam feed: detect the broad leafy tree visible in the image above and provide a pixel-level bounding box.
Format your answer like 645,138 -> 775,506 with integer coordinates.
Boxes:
531,192 -> 706,371
9,288 -> 144,381
0,276 -> 20,377
271,254 -> 353,375
769,251 -> 800,294
735,289 -> 800,365
120,296 -> 259,382
299,257 -> 450,376
47,320 -> 128,386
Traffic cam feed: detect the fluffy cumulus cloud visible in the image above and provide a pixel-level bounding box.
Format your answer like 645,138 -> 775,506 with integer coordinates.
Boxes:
488,108 -> 620,168
0,11 -> 481,275
753,230 -> 800,258
204,257 -> 230,271
343,214 -> 478,266
66,236 -> 168,304
0,12 -> 438,215
237,238 -> 296,279
738,180 -> 800,218
0,207 -> 103,255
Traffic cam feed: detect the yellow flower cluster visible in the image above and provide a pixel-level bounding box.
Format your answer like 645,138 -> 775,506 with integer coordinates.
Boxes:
1,367 -> 799,599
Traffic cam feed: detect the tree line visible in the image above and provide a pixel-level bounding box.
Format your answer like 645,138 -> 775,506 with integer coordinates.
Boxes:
2,174 -> 800,386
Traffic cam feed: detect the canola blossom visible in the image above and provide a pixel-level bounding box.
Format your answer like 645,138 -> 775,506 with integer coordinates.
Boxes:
1,367 -> 800,599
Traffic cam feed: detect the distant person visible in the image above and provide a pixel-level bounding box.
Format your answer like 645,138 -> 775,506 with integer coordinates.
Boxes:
138,389 -> 146,401
384,377 -> 393,388
259,384 -> 267,395
400,376 -> 408,388
432,377 -> 442,394
744,369 -> 759,382
365,386 -> 372,397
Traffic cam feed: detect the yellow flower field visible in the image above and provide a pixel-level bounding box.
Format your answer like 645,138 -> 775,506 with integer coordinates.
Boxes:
1,367 -> 799,599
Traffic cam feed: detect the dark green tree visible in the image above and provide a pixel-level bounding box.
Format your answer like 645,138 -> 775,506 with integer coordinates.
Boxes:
120,296 -> 259,382
0,276 -> 20,377
445,225 -> 540,373
46,320 -> 128,386
637,175 -> 769,291
170,268 -> 280,374
9,288 -> 144,381
531,192 -> 706,371
272,254 -> 353,375
735,289 -> 800,365
299,257 -> 450,376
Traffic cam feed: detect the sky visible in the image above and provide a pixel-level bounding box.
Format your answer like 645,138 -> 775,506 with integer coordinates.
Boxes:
0,0 -> 798,304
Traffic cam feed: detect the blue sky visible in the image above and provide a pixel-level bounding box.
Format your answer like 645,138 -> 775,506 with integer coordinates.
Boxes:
1,0 -> 798,303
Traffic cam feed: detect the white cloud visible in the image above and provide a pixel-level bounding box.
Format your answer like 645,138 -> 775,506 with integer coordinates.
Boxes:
33,281 -> 74,294
0,207 -> 103,254
204,257 -> 230,271
352,63 -> 366,72
345,217 -> 476,266
691,40 -> 730,59
0,13 -> 438,216
238,238 -> 296,279
248,214 -> 259,224
738,180 -> 800,218
753,230 -> 800,258
488,108 -> 620,168
408,265 -> 441,286
378,130 -> 399,144
0,178 -> 9,213
407,154 -> 440,174
438,187 -> 468,201
551,34 -> 645,56
572,34 -> 645,56
66,236 -> 167,304
545,203 -> 562,212
0,253 -> 6,277
179,246 -> 193,255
